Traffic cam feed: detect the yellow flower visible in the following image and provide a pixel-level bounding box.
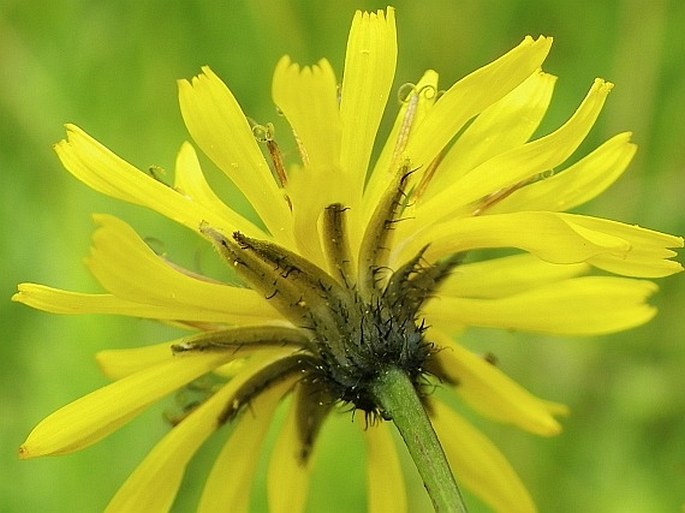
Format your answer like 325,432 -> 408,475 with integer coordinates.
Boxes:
14,7 -> 682,513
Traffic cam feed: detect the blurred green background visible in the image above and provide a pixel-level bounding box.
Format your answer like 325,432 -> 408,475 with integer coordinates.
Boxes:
1,0 -> 684,512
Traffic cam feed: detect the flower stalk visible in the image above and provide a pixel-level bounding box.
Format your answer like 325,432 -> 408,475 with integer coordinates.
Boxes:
372,367 -> 469,513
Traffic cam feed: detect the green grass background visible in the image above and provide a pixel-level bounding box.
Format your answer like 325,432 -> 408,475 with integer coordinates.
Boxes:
1,1 -> 684,512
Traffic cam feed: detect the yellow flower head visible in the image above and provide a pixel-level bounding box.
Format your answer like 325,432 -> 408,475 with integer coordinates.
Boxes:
14,7 -> 682,513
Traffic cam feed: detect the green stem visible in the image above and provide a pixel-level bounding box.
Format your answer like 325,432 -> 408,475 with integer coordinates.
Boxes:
372,367 -> 468,513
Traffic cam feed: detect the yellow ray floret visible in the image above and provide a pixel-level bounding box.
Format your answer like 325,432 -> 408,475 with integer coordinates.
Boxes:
426,276 -> 658,335
196,382 -> 289,513
19,350 -> 238,458
405,35 -> 553,170
178,67 -> 292,242
363,421 -> 407,513
431,331 -> 567,435
415,79 -> 614,224
339,7 -> 398,199
431,399 -> 536,513
104,352 -> 298,513
433,69 -> 557,190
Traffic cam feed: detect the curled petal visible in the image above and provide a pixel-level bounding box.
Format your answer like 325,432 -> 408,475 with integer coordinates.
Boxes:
563,214 -> 684,277
425,276 -> 658,335
404,211 -> 681,279
430,399 -> 536,513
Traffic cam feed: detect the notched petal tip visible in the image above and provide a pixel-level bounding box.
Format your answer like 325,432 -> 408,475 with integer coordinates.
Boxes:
354,5 -> 395,21
533,66 -> 557,80
10,287 -> 25,303
188,65 -> 217,85
179,66 -> 216,91
53,124 -> 75,151
592,77 -> 614,94
274,54 -> 334,78
523,34 -> 553,50
12,283 -> 67,311
57,124 -> 92,152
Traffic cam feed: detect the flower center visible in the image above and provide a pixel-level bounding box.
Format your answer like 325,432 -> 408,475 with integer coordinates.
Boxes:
306,289 -> 433,414
201,196 -> 462,416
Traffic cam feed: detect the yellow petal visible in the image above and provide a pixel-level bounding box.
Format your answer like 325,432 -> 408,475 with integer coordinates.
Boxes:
104,349 -> 296,513
19,350 -> 237,458
405,35 -> 553,170
416,79 -> 614,225
425,276 -> 658,335
439,254 -> 589,299
430,69 -> 557,194
267,391 -> 319,513
272,56 -> 349,265
363,421 -> 407,513
272,56 -> 341,173
285,164 -> 339,268
339,7 -> 397,200
12,284 -> 277,324
404,211 -> 631,266
95,326 -> 293,379
430,399 -> 536,513
54,125 -> 242,236
562,214 -> 684,277
363,70 -> 440,221
489,132 -> 637,213
173,141 -> 265,237
590,251 -> 683,278
96,341 -> 175,379
197,379 -> 295,513
430,330 -> 566,436
85,214 -> 281,321
178,67 -> 292,241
